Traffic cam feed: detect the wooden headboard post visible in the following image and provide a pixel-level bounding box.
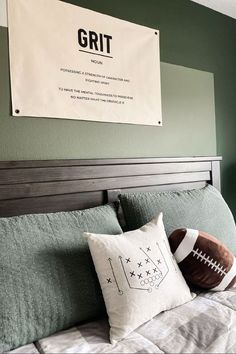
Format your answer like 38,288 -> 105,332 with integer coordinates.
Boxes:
0,156 -> 222,217
211,160 -> 221,192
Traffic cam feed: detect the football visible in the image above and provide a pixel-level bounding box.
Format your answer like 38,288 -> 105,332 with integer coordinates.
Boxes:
169,228 -> 236,291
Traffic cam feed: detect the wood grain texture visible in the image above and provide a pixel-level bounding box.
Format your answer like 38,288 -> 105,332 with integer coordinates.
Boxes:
0,162 -> 212,185
0,172 -> 211,200
0,156 -> 221,216
0,156 -> 222,169
0,192 -> 105,217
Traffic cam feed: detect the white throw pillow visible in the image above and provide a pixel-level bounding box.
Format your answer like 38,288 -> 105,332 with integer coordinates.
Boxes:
84,213 -> 195,343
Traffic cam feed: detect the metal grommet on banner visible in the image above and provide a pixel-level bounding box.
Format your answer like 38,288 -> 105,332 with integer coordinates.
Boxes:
15,109 -> 20,114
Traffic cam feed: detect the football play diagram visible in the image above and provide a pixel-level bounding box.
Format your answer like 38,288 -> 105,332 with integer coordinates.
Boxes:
105,241 -> 171,295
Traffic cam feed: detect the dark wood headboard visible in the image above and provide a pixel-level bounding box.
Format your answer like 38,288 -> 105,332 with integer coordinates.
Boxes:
0,156 -> 222,217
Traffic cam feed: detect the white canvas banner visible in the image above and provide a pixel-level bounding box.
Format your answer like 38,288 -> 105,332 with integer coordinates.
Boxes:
8,0 -> 162,125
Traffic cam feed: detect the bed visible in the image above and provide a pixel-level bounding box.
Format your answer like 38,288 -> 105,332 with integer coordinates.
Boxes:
1,156 -> 236,354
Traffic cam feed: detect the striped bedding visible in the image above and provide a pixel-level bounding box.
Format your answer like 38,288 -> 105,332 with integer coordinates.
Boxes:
9,287 -> 236,354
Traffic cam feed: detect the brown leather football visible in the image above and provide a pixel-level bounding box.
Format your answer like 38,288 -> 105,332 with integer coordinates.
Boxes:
169,228 -> 236,290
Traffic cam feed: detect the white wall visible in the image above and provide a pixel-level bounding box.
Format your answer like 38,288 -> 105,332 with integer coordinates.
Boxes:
191,0 -> 236,19
0,0 -> 7,27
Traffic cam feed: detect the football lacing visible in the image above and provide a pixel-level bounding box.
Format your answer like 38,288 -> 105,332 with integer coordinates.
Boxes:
192,248 -> 227,276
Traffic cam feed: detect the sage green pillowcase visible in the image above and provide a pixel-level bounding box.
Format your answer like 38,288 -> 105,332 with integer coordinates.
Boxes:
119,185 -> 236,255
0,204 -> 122,352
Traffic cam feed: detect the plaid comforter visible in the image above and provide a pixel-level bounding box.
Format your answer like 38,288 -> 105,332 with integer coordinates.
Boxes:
9,287 -> 236,354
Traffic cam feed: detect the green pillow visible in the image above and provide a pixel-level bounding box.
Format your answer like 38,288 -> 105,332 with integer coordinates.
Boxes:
0,204 -> 122,352
119,185 -> 236,255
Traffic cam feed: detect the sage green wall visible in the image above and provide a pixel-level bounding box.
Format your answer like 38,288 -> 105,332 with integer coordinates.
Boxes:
1,0 -> 236,217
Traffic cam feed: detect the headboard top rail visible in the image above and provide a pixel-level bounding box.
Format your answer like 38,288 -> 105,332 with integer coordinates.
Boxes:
0,156 -> 222,169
